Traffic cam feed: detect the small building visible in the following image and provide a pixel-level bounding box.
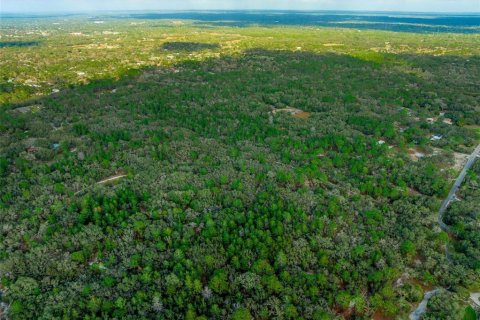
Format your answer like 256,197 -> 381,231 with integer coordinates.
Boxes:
430,134 -> 443,141
470,292 -> 480,308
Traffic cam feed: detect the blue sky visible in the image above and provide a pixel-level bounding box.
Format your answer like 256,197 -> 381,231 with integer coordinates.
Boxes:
2,0 -> 479,13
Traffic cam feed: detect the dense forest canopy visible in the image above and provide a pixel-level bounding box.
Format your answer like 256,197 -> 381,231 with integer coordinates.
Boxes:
0,12 -> 479,320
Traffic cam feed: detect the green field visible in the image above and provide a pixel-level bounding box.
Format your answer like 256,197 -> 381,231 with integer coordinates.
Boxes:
0,15 -> 479,319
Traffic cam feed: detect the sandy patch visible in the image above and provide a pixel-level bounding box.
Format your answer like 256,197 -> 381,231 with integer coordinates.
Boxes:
293,111 -> 311,119
408,148 -> 426,161
97,172 -> 128,185
271,107 -> 311,119
452,152 -> 469,171
222,39 -> 242,48
13,104 -> 42,114
102,31 -> 120,35
431,147 -> 468,171
72,43 -> 119,49
373,311 -> 393,320
464,124 -> 480,130
408,188 -> 421,196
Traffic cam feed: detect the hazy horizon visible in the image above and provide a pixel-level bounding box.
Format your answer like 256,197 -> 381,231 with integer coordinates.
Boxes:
2,0 -> 479,14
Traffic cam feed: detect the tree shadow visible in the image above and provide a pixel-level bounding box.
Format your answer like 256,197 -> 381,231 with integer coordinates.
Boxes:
160,41 -> 220,52
0,41 -> 40,48
12,48 -> 477,146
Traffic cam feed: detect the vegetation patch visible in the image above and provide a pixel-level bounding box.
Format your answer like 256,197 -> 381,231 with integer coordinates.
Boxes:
161,41 -> 220,52
0,14 -> 478,320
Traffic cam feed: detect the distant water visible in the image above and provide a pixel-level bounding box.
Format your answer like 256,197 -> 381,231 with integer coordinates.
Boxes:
1,10 -> 479,34
127,11 -> 480,34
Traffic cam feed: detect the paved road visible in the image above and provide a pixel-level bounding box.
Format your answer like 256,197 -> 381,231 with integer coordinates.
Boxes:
409,143 -> 480,320
438,144 -> 480,232
409,288 -> 443,320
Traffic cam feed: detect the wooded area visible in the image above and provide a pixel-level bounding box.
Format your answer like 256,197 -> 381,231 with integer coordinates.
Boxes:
0,15 -> 479,319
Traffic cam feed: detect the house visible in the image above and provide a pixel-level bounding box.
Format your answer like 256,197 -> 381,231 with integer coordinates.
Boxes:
470,293 -> 480,308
